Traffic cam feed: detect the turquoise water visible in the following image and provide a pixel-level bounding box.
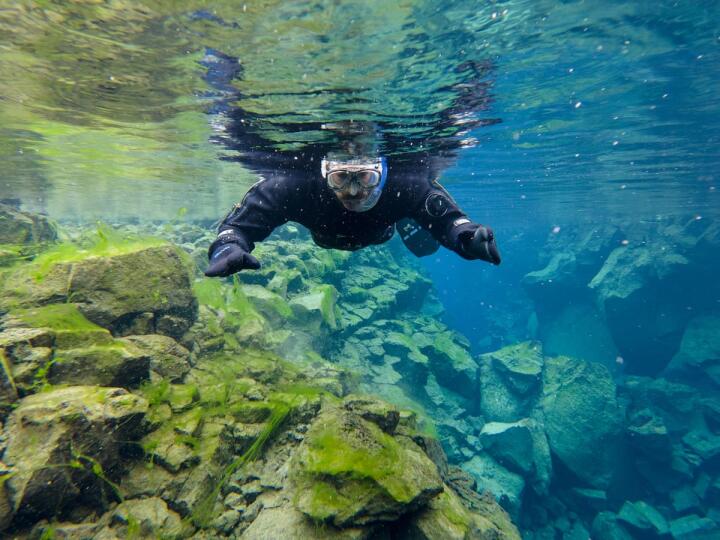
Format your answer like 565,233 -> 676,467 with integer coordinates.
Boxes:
1,1 -> 719,539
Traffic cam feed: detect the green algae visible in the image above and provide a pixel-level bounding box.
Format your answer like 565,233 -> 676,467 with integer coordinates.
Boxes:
190,400 -> 292,528
28,223 -> 165,282
10,303 -> 103,332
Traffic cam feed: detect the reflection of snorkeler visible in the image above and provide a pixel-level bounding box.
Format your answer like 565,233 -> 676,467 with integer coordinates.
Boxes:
201,50 -> 501,277
205,148 -> 501,277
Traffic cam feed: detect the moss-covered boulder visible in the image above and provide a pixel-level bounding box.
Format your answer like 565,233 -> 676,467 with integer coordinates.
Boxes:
541,356 -> 623,489
0,243 -> 197,337
423,333 -> 479,403
1,386 -> 148,529
123,334 -> 191,382
0,304 -> 153,393
403,487 -> 520,540
0,204 -> 57,267
289,285 -> 339,331
479,342 -> 544,422
291,407 -> 443,527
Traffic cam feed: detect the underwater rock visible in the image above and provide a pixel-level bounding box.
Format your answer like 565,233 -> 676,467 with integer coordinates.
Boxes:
0,244 -> 197,338
590,512 -> 634,540
664,314 -> 720,388
479,418 -> 552,495
402,486 -> 520,540
668,515 -> 719,540
342,394 -> 400,434
462,453 -> 525,519
2,386 -> 148,528
0,203 -> 56,246
588,243 -> 693,375
107,497 -> 183,538
242,284 -> 293,326
626,407 -> 673,463
478,341 -> 544,422
289,284 -> 339,331
0,305 -> 154,393
423,332 -> 479,403
122,334 -> 191,382
617,500 -> 670,537
541,356 -> 623,489
241,505 -> 372,539
290,407 -> 443,527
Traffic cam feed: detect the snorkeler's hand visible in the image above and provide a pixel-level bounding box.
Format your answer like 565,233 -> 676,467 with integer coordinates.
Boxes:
465,225 -> 501,265
205,243 -> 260,277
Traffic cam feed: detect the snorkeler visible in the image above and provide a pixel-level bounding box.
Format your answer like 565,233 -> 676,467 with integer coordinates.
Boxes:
204,152 -> 501,277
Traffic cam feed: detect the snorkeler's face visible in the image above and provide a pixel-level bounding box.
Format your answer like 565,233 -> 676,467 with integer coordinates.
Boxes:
334,182 -> 373,211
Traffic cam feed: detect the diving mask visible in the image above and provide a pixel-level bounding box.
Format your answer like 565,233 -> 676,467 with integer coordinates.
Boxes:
321,158 -> 385,192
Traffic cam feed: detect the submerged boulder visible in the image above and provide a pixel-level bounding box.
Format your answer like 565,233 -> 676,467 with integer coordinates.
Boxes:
461,453 -> 525,519
541,356 -> 623,488
588,244 -> 693,375
479,418 -> 552,494
0,203 -> 56,247
2,386 -> 148,528
664,314 -> 720,388
290,407 -> 443,527
479,342 -> 544,422
403,487 -> 520,540
1,243 -> 197,338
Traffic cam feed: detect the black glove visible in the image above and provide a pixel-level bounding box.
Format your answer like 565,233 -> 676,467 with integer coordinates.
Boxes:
464,225 -> 501,265
205,243 -> 260,277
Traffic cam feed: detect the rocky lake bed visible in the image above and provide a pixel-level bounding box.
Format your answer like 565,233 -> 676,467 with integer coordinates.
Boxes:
0,202 -> 719,539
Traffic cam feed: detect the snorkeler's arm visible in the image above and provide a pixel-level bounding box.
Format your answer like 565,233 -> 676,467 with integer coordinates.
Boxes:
205,176 -> 298,276
411,180 -> 501,265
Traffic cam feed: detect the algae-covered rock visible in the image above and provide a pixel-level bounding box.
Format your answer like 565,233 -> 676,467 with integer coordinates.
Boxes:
343,394 -> 400,434
2,386 -> 148,527
123,334 -> 191,382
424,333 -> 479,402
541,356 -> 623,488
241,505 -> 372,539
479,342 -> 544,422
109,497 -> 183,538
403,487 -> 520,540
1,244 -> 197,337
289,285 -> 339,331
0,203 -> 56,246
0,304 -> 151,392
291,407 -> 443,527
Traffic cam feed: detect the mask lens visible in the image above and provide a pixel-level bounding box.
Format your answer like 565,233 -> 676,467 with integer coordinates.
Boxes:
327,171 -> 350,189
356,170 -> 380,188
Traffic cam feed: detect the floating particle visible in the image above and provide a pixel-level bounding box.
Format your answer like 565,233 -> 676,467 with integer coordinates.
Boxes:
568,67 -> 574,73
552,226 -> 561,234
695,215 -> 702,220
620,184 -> 627,189
621,239 -> 629,245
616,356 -> 624,365
612,140 -> 619,146
574,101 -> 582,108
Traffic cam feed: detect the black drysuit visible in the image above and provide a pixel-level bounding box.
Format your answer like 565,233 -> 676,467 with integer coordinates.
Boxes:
209,159 -> 483,260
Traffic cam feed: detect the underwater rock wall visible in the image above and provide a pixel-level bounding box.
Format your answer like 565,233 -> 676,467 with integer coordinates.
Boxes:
0,211 -> 519,539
